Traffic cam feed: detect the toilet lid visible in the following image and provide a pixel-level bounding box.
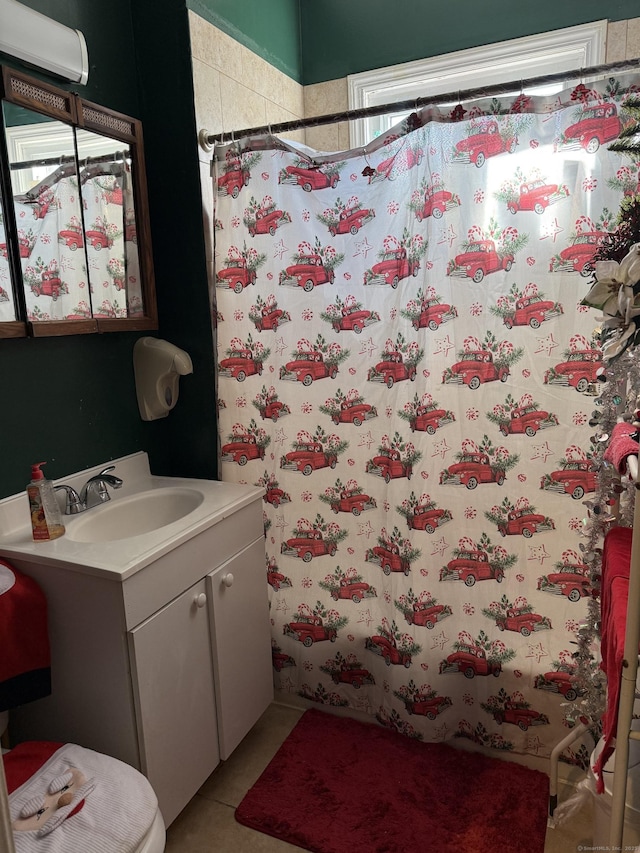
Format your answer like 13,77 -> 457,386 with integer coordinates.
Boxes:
8,743 -> 159,853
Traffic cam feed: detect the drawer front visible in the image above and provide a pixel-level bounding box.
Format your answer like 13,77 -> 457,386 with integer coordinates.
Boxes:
123,498 -> 263,629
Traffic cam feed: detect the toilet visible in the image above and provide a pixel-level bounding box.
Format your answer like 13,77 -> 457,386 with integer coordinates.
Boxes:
1,560 -> 166,852
2,730 -> 166,853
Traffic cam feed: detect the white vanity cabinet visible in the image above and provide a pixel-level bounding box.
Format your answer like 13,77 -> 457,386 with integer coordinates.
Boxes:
6,474 -> 272,828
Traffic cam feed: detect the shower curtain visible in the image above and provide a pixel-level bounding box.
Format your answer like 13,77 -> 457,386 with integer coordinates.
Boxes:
212,74 -> 639,765
0,167 -> 141,322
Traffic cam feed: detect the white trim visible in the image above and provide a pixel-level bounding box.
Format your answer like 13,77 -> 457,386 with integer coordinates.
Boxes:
6,122 -> 74,161
5,123 -> 120,193
348,22 -> 607,148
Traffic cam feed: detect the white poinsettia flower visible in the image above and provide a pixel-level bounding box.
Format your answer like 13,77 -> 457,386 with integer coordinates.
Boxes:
581,243 -> 640,312
582,272 -> 622,314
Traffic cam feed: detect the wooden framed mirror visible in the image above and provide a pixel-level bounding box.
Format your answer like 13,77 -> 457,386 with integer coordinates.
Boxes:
0,66 -> 157,337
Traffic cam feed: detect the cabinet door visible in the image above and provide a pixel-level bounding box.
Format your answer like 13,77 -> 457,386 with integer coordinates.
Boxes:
207,536 -> 273,759
128,578 -> 219,826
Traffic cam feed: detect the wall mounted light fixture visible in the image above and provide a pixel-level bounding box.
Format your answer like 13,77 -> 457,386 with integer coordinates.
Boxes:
0,0 -> 88,85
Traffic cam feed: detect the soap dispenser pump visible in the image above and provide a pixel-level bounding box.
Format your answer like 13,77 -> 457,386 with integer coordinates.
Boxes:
133,337 -> 193,421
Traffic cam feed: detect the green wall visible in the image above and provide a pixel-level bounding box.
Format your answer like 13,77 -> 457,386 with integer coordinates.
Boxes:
0,0 -> 216,499
300,1 -> 640,83
202,0 -> 640,85
130,0 -> 220,484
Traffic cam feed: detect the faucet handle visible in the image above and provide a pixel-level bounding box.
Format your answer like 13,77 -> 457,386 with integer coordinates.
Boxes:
96,466 -> 123,488
81,466 -> 123,509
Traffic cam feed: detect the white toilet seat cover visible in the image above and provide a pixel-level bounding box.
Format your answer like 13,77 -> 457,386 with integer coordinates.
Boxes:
9,743 -> 158,853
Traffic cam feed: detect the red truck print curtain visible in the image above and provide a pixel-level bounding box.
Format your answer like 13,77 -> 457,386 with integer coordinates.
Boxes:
0,168 -> 140,321
212,74 -> 639,767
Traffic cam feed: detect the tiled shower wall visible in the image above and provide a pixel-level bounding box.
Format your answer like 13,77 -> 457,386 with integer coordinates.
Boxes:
190,10 -> 304,285
606,17 -> 640,63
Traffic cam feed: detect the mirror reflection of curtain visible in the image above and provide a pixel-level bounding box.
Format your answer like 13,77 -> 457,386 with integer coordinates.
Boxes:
17,175 -> 88,322
3,164 -> 141,322
80,162 -> 142,319
212,72 -> 640,763
82,170 -> 127,319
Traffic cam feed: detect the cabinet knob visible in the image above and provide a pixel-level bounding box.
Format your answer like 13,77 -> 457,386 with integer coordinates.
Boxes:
194,592 -> 207,608
222,573 -> 234,588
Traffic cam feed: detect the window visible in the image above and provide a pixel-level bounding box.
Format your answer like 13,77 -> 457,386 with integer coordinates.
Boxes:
347,22 -> 606,148
6,123 -> 119,194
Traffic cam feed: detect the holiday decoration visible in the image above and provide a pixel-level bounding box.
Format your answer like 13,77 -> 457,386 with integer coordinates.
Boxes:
567,186 -> 640,738
608,96 -> 640,158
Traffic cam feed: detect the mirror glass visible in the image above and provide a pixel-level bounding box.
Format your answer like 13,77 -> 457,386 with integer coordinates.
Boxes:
0,165 -> 18,321
3,102 -> 89,322
76,128 -> 144,319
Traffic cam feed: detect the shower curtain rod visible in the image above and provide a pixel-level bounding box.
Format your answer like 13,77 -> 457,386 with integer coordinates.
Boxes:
10,150 -> 128,171
202,55 -> 640,147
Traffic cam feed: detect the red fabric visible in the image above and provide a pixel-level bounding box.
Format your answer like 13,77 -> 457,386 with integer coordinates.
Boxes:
604,422 -> 639,474
593,526 -> 633,793
2,740 -> 62,794
236,708 -> 549,853
0,558 -> 50,688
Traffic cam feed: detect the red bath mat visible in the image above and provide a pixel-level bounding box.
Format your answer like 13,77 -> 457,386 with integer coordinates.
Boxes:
236,708 -> 549,853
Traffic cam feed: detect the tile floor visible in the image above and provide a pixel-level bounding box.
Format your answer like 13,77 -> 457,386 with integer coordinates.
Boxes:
165,702 -> 593,852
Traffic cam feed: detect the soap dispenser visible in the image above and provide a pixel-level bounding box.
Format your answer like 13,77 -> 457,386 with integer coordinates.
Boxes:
133,337 -> 193,421
27,462 -> 65,541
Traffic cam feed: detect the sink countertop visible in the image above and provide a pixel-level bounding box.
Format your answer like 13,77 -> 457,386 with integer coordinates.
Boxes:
0,452 -> 264,581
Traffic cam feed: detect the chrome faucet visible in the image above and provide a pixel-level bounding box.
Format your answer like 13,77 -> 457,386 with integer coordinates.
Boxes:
53,484 -> 84,515
81,466 -> 124,509
55,466 -> 123,515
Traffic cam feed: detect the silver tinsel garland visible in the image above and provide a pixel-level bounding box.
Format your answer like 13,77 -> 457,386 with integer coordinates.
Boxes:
567,347 -> 640,733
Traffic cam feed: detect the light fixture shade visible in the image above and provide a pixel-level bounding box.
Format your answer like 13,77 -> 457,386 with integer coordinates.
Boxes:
0,0 -> 88,85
